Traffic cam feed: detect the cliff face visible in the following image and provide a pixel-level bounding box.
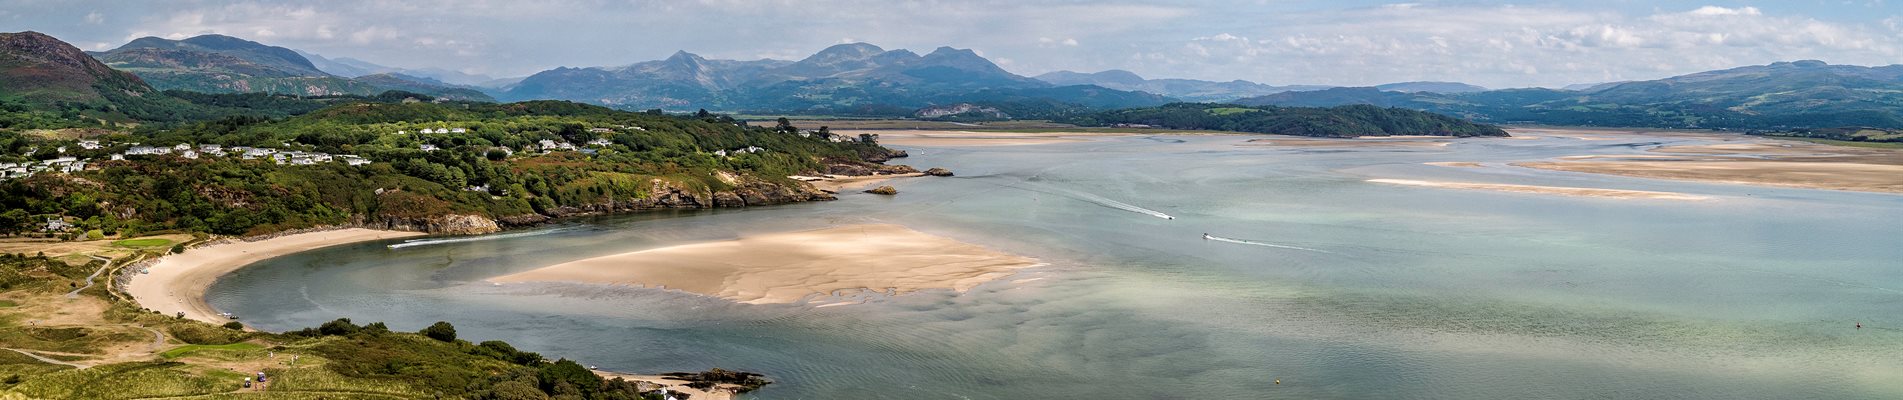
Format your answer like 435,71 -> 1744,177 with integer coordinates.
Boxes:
352,214 -> 502,235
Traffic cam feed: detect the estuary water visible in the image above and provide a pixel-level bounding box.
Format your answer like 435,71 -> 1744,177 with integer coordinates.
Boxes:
210,132 -> 1903,399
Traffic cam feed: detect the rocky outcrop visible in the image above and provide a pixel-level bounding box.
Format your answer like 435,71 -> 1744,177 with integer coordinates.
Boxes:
865,186 -> 898,195
860,148 -> 909,163
363,214 -> 501,235
924,167 -> 954,177
826,163 -> 917,176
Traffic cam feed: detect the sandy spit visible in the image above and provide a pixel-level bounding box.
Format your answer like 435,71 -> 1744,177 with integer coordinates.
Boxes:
491,224 -> 1039,305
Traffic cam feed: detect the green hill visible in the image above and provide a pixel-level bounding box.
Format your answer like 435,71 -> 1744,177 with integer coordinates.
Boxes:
1064,103 -> 1509,138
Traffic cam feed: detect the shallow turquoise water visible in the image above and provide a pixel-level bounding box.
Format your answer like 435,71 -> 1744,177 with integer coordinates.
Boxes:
211,133 -> 1903,399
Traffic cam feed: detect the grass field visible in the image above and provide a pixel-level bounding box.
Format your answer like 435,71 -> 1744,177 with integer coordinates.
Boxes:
109,238 -> 175,248
160,343 -> 265,359
0,234 -> 194,265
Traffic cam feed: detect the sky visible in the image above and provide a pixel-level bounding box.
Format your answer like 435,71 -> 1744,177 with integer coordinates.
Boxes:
3,0 -> 1900,88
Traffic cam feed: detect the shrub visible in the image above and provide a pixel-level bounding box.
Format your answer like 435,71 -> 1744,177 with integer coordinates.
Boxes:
221,321 -> 243,330
420,321 -> 456,342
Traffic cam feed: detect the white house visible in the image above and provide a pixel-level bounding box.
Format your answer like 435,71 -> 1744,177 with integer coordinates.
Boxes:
450,128 -> 467,133
78,140 -> 101,150
420,144 -> 439,151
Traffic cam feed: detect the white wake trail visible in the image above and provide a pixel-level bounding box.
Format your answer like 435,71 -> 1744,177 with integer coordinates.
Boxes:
388,228 -> 574,249
1035,184 -> 1175,220
1204,234 -> 1334,254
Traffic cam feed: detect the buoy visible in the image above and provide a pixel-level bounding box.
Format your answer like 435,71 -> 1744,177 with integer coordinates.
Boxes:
1275,379 -> 1281,385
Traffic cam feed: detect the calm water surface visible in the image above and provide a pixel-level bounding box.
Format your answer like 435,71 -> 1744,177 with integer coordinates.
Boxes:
211,133 -> 1903,399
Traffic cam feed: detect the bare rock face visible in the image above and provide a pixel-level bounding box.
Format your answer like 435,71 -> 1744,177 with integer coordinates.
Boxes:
924,167 -> 954,177
864,185 -> 898,195
364,214 -> 502,235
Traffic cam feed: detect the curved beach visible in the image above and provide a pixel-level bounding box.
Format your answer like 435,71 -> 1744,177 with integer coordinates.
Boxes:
125,228 -> 424,324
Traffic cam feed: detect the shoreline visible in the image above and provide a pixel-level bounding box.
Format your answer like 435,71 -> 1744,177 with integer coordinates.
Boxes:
123,228 -> 425,324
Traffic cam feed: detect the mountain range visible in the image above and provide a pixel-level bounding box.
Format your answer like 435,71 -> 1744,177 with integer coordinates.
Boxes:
496,42 -> 1171,114
6,29 -> 1903,130
88,34 -> 493,102
1236,60 -> 1903,130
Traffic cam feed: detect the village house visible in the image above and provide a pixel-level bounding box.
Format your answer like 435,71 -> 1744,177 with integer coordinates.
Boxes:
42,218 -> 70,232
78,140 -> 101,150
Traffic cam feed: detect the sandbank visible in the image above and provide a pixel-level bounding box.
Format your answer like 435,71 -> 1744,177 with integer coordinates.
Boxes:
1244,138 -> 1453,148
1515,161 -> 1903,194
1367,178 -> 1710,200
858,130 -> 1112,147
491,224 -> 1039,304
126,228 -> 424,324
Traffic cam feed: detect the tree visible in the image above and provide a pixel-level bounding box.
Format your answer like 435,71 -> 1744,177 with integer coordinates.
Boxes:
318,318 -> 360,336
421,321 -> 457,342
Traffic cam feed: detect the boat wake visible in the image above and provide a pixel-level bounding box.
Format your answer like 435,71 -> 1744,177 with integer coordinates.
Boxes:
1203,234 -> 1333,254
1032,184 -> 1175,220
388,228 -> 574,249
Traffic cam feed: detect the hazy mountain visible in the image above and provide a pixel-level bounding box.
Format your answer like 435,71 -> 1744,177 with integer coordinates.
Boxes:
350,73 -> 496,102
501,42 -> 1155,114
1034,69 -> 1329,102
301,51 -> 388,77
1374,81 -> 1487,94
1235,60 -> 1903,129
90,34 -> 491,101
0,31 -> 154,106
1561,81 -> 1628,92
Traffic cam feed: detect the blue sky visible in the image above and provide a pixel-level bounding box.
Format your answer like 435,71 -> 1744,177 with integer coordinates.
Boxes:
3,0 -> 1898,88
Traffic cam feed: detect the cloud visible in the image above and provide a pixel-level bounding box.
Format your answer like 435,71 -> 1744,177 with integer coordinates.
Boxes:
1107,4 -> 1902,87
2,1 -> 1895,87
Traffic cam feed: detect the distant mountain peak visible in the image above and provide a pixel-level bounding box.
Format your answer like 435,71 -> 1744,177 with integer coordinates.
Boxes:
1,30 -> 153,104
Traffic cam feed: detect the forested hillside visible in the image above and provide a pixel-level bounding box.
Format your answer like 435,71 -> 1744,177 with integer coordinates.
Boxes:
1063,103 -> 1508,138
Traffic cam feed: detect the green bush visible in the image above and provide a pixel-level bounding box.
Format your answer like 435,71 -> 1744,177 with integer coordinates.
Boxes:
420,321 -> 456,342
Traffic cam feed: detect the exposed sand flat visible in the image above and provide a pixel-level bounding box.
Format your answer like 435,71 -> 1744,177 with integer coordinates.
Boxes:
1516,161 -> 1903,194
491,224 -> 1039,304
1425,161 -> 1484,168
857,130 -> 1115,146
1367,178 -> 1710,200
793,173 -> 925,192
1244,138 -> 1453,148
127,229 -> 424,324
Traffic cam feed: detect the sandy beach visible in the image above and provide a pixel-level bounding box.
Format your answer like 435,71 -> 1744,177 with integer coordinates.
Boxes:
491,224 -> 1040,304
126,228 -> 424,324
1367,178 -> 1711,200
793,172 -> 925,192
594,371 -> 738,400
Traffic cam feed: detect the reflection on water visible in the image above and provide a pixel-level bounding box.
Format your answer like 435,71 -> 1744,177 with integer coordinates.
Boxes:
211,133 -> 1903,399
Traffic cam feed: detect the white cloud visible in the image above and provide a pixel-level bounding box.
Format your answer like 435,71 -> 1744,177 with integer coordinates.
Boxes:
6,1 -> 1896,87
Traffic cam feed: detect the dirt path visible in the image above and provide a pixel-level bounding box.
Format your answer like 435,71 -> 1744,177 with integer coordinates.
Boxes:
65,256 -> 112,298
6,348 -> 88,369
